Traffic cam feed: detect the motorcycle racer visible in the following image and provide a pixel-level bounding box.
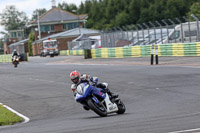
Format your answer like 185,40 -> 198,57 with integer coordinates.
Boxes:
70,70 -> 118,110
11,49 -> 20,61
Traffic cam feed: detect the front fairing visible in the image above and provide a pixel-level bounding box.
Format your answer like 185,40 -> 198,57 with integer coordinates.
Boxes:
75,83 -> 92,102
75,83 -> 106,102
13,56 -> 19,62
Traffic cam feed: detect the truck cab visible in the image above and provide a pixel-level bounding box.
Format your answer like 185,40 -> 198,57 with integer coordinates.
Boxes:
40,39 -> 58,57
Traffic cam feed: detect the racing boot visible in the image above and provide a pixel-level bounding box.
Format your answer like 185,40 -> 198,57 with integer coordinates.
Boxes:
107,89 -> 119,99
101,82 -> 118,99
83,105 -> 90,111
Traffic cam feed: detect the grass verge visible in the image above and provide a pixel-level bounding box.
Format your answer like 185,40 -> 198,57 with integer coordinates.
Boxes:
0,104 -> 23,126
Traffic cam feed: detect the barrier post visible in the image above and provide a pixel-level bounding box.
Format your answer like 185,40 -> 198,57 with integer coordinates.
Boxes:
155,44 -> 159,65
151,44 -> 154,65
84,49 -> 91,59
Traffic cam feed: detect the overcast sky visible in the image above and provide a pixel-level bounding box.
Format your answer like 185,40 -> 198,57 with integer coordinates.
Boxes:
0,0 -> 85,38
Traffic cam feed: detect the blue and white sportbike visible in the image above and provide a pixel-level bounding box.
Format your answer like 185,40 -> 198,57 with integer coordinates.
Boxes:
75,82 -> 126,117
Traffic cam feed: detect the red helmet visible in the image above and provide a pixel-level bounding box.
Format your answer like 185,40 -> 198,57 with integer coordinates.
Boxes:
70,70 -> 81,84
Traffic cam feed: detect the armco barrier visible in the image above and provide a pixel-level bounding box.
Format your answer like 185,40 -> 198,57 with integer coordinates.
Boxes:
0,54 -> 12,63
59,43 -> 200,58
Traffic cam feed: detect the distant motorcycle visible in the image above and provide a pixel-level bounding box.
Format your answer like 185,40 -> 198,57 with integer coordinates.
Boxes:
12,55 -> 20,68
75,82 -> 126,117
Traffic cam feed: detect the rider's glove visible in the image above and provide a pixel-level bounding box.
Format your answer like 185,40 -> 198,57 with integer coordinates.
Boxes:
81,74 -> 89,81
71,84 -> 77,96
89,76 -> 98,86
91,77 -> 98,83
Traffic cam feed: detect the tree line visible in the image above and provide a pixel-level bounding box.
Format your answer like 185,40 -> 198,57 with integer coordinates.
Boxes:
70,0 -> 200,29
1,0 -> 200,36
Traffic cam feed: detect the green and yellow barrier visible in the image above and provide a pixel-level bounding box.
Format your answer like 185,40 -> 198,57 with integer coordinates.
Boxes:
60,42 -> 200,59
91,43 -> 200,58
0,54 -> 12,63
60,50 -> 69,56
196,42 -> 200,56
91,46 -> 143,58
60,50 -> 84,56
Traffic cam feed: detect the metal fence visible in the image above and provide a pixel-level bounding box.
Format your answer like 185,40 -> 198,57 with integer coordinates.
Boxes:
67,15 -> 200,50
9,43 -> 25,54
101,15 -> 200,48
68,40 -> 100,50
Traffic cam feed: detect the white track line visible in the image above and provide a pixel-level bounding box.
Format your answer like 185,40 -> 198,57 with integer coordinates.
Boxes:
0,103 -> 30,124
46,63 -> 110,66
168,128 -> 200,133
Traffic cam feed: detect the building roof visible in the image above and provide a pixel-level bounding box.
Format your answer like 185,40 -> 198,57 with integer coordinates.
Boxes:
8,39 -> 29,48
31,8 -> 88,25
72,34 -> 96,42
8,28 -> 100,46
33,28 -> 100,44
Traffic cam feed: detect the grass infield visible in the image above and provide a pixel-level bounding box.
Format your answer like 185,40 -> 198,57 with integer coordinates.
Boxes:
0,104 -> 23,126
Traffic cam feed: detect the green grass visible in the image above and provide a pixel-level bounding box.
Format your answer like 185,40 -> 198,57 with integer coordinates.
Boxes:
0,104 -> 23,126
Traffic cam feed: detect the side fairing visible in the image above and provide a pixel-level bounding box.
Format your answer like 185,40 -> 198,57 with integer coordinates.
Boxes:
75,83 -> 92,102
92,87 -> 106,100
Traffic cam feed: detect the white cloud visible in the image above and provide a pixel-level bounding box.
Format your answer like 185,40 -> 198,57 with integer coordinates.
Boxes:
0,0 -> 85,38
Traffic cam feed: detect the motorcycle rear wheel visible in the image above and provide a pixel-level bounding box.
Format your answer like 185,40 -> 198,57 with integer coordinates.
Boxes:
87,98 -> 107,117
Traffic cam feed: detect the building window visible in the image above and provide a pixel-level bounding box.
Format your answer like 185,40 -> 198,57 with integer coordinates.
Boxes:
63,24 -> 67,30
50,25 -> 55,31
74,23 -> 79,28
67,22 -> 79,30
41,25 -> 50,33
11,32 -> 17,38
18,32 -> 22,38
68,23 -> 73,30
40,25 -> 55,33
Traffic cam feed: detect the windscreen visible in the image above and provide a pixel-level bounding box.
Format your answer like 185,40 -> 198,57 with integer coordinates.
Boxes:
43,41 -> 57,48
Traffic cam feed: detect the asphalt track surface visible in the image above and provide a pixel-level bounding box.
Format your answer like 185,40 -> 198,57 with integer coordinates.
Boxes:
1,56 -> 200,133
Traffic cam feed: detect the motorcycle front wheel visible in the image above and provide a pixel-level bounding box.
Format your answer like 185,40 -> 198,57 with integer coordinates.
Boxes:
14,62 -> 18,67
87,98 -> 107,117
115,99 -> 126,114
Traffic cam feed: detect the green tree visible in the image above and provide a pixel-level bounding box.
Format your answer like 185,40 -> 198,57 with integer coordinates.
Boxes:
187,2 -> 200,20
28,32 -> 34,56
78,2 -> 85,14
58,2 -> 77,13
138,8 -> 151,24
0,5 -> 29,30
115,11 -> 129,27
0,38 -> 3,54
129,0 -> 141,24
84,0 -> 92,14
31,8 -> 47,21
106,0 -> 117,21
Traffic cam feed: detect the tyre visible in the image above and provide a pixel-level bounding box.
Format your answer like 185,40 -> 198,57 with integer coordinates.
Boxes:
14,62 -> 17,68
40,53 -> 44,57
87,98 -> 107,117
115,99 -> 126,114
